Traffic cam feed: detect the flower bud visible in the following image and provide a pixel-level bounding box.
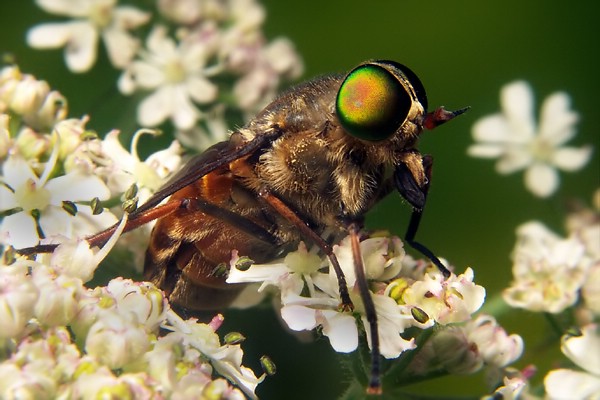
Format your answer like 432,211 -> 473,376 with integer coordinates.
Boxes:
85,313 -> 150,369
0,263 -> 39,339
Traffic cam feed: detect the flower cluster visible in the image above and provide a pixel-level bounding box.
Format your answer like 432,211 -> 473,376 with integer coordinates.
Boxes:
0,63 -> 267,397
28,0 -> 303,150
0,65 -> 182,265
499,192 -> 600,399
227,234 -> 523,384
504,191 -> 600,318
0,246 -> 261,399
468,81 -> 592,197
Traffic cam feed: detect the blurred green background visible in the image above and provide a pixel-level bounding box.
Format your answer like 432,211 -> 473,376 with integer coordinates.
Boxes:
2,1 -> 599,398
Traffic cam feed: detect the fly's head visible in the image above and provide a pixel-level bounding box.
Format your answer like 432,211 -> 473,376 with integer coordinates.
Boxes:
334,60 -> 466,167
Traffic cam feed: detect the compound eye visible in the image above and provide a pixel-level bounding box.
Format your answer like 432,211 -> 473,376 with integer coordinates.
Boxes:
336,64 -> 412,141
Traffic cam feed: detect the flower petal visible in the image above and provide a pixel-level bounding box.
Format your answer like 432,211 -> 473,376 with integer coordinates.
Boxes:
27,22 -> 72,48
561,325 -> 600,376
319,310 -> 358,353
495,148 -> 532,174
35,0 -> 94,16
467,144 -> 505,158
137,86 -> 174,127
2,155 -> 38,189
100,130 -> 137,171
38,206 -> 72,240
112,5 -> 151,28
524,163 -> 559,197
64,22 -> 99,72
471,114 -> 512,143
45,172 -> 111,203
171,86 -> 200,129
0,185 -> 17,210
0,213 -> 38,248
186,77 -> 218,104
500,81 -> 536,138
281,305 -> 317,331
545,369 -> 600,400
101,27 -> 139,68
538,92 -> 579,145
552,146 -> 593,171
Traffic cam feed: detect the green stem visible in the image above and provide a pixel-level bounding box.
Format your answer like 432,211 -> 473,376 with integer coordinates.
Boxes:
543,312 -> 566,338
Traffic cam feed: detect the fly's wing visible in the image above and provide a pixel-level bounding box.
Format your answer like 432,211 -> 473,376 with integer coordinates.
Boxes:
133,141 -> 229,216
15,129 -> 281,256
133,130 -> 280,216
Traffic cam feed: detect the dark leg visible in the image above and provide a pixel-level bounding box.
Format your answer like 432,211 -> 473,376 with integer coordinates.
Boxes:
348,223 -> 381,394
399,155 -> 451,278
258,188 -> 353,311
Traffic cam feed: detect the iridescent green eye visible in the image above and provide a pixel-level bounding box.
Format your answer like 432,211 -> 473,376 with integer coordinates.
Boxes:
336,64 -> 412,141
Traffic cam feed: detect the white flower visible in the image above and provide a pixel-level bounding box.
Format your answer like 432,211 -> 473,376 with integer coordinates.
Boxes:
503,221 -> 591,313
104,278 -> 168,331
118,25 -> 219,130
400,267 -> 486,326
545,324 -> 600,399
85,312 -> 151,369
27,0 -> 150,72
232,38 -> 303,113
32,265 -> 81,326
163,311 -> 264,399
463,314 -> 523,369
94,129 -> 182,203
482,368 -> 538,400
175,104 -> 230,151
0,151 -> 117,248
468,81 -> 592,197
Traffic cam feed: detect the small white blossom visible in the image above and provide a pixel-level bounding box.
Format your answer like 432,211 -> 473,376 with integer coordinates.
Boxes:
503,221 -> 591,313
463,314 -> 523,373
93,129 -> 183,203
27,0 -> 150,72
118,25 -> 219,130
412,315 -> 522,382
157,0 -> 219,25
400,267 -> 486,326
482,368 -> 539,400
176,104 -> 230,151
232,37 -> 303,113
468,81 -> 592,197
85,312 -> 151,369
545,324 -> 600,399
104,278 -> 168,331
0,150 -> 117,248
163,311 -> 264,399
31,265 -> 81,326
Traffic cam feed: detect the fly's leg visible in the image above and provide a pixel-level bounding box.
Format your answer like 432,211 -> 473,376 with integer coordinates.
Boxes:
258,189 -> 353,311
395,154 -> 451,278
